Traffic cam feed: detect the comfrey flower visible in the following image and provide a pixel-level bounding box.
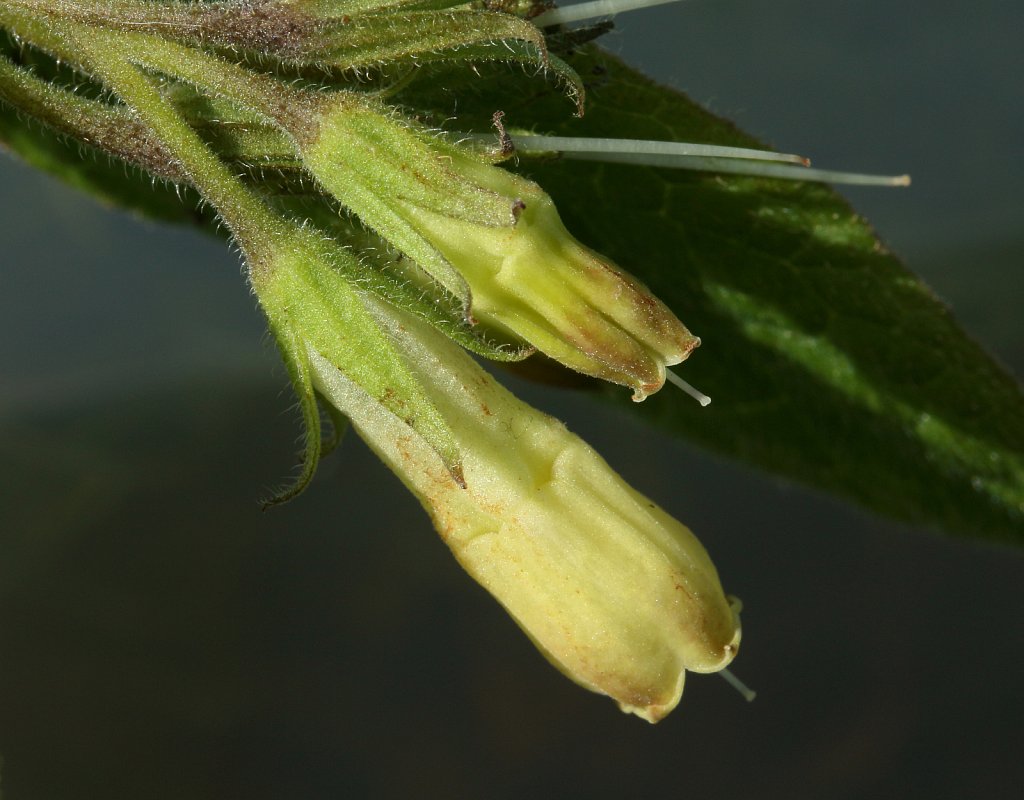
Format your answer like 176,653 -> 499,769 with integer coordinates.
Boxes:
2,0 -> 905,718
300,98 -> 700,400
308,300 -> 742,722
234,176 -> 743,721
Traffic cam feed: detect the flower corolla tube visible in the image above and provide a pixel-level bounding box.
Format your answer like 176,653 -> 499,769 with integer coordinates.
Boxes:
309,300 -> 742,722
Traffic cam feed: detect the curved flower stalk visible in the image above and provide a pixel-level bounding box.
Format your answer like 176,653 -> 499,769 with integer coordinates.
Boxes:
309,299 -> 742,722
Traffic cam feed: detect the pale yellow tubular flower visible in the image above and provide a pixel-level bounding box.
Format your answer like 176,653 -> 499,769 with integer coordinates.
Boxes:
300,100 -> 699,401
308,300 -> 741,722
395,147 -> 700,401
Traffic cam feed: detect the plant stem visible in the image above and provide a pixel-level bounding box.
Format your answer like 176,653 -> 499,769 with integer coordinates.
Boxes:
52,17 -> 289,270
0,50 -> 185,180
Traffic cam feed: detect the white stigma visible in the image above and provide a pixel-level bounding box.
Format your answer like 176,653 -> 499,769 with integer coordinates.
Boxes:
533,0 -> 685,28
719,668 -> 758,702
666,369 -> 711,407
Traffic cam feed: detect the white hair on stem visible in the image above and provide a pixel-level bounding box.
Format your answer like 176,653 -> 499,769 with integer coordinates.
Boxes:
533,0 -> 685,28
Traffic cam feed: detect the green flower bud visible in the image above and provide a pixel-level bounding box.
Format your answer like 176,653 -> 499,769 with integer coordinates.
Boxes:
309,303 -> 741,722
301,97 -> 700,400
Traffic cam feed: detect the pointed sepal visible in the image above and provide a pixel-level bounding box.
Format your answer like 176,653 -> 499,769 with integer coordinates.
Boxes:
316,389 -> 350,457
262,315 -> 325,508
253,224 -> 466,486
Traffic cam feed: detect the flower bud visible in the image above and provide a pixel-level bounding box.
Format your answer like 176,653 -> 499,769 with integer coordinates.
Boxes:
300,98 -> 700,399
309,303 -> 741,722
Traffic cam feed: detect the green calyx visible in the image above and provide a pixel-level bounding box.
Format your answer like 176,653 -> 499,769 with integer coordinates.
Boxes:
254,226 -> 467,501
299,94 -> 518,307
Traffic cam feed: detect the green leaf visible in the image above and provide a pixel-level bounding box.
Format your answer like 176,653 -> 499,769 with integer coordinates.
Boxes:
406,48 -> 1024,545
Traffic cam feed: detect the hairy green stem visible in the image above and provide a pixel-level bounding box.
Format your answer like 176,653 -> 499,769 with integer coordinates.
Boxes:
50,17 -> 290,269
0,50 -> 185,180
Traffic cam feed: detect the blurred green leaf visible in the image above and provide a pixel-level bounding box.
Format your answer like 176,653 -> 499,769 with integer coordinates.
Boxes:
422,48 -> 1024,545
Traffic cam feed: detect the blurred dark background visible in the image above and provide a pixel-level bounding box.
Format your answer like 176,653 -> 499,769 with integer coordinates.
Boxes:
2,2 -> 1021,798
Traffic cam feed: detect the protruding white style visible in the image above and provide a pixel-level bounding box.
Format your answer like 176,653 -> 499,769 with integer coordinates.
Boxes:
719,668 -> 758,702
667,369 -> 712,407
